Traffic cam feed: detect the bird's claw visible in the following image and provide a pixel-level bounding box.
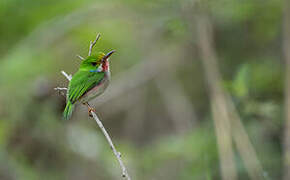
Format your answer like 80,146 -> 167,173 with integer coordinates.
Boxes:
83,103 -> 95,117
88,107 -> 95,117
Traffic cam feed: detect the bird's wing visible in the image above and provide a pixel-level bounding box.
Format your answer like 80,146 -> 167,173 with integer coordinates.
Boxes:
67,71 -> 105,104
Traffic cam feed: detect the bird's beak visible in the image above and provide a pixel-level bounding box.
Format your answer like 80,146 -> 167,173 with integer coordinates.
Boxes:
103,50 -> 116,61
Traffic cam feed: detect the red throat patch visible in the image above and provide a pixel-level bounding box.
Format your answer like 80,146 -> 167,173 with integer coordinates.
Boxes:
102,60 -> 109,71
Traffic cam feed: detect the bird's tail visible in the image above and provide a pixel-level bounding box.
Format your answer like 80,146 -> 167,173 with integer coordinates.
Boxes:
63,101 -> 74,120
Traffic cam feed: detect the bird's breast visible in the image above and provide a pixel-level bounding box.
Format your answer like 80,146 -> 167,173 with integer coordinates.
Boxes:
79,71 -> 110,103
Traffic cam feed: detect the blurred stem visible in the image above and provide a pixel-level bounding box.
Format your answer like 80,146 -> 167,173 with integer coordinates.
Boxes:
196,15 -> 237,180
195,12 -> 264,180
226,94 -> 264,180
283,0 -> 290,179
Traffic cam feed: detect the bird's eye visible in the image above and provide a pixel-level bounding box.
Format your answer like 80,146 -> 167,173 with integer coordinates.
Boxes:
91,62 -> 97,66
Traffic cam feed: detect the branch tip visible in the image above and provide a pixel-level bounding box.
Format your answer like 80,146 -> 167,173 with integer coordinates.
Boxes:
88,33 -> 101,56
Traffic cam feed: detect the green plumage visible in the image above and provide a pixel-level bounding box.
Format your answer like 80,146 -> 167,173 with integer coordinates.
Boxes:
63,100 -> 74,120
63,52 -> 109,120
68,70 -> 105,104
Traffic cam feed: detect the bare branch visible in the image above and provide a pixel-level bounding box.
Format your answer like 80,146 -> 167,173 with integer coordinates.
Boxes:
86,103 -> 131,180
76,54 -> 84,60
88,33 -> 101,56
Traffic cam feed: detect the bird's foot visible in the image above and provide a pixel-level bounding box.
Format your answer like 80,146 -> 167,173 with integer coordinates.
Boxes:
88,107 -> 96,117
84,103 -> 95,117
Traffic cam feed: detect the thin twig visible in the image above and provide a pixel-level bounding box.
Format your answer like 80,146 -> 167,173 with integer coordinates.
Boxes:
88,33 -> 101,56
76,54 -> 85,60
54,87 -> 67,91
61,70 -> 72,81
86,103 -> 131,179
54,87 -> 67,97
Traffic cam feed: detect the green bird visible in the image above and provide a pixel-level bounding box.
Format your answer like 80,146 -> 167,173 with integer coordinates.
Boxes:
63,50 -> 115,120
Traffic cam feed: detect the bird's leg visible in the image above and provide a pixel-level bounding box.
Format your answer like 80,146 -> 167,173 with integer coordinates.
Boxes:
84,102 -> 95,117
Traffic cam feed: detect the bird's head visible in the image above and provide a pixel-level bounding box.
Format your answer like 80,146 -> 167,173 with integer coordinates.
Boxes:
80,50 -> 115,72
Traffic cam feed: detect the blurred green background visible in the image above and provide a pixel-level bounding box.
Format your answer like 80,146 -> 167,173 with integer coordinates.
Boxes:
0,0 -> 286,179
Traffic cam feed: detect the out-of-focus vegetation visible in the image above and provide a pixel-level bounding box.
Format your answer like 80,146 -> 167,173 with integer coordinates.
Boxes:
0,0 -> 286,179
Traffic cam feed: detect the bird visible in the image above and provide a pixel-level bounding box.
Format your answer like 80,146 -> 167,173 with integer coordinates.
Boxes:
63,50 -> 115,120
